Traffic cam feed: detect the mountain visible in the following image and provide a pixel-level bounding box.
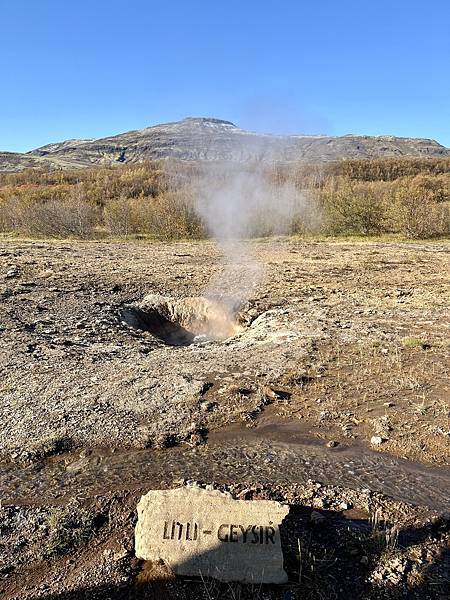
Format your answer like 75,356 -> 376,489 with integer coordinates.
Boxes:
1,117 -> 449,172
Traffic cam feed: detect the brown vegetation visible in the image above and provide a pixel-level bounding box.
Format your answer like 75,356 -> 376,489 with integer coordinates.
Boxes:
0,157 -> 448,239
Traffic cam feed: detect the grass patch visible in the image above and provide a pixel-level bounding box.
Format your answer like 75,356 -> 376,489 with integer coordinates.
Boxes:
402,337 -> 431,350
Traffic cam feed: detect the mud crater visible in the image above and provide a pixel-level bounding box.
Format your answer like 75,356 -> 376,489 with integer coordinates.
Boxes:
121,294 -> 247,346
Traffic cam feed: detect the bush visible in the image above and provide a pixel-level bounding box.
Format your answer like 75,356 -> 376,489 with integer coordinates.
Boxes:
332,157 -> 450,181
1,157 -> 449,240
319,178 -> 386,235
137,192 -> 205,239
25,198 -> 98,238
393,176 -> 450,238
103,192 -> 205,239
0,195 -> 98,238
103,197 -> 139,236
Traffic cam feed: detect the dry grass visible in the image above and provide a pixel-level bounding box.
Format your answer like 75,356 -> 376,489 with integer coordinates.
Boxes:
280,334 -> 449,464
367,510 -> 399,554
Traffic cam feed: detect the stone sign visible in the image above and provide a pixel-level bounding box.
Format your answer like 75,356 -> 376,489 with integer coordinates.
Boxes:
135,486 -> 289,583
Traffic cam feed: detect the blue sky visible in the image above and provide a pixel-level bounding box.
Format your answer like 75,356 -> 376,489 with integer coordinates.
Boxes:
1,0 -> 449,152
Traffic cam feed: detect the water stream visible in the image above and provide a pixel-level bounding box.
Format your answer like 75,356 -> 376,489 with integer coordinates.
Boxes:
1,416 -> 448,512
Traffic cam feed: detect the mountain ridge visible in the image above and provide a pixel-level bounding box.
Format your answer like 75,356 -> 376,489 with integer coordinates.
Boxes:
1,117 -> 449,172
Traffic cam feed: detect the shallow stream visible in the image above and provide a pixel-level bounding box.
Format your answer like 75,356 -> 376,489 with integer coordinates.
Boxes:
1,415 -> 449,512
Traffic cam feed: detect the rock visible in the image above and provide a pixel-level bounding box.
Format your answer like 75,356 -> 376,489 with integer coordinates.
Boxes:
326,440 -> 338,448
370,436 -> 384,446
113,546 -> 128,562
135,487 -> 289,583
313,497 -> 326,509
153,433 -> 177,449
5,268 -> 19,279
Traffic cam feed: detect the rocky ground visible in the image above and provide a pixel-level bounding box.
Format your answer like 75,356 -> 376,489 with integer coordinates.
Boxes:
0,237 -> 449,598
0,238 -> 448,464
0,482 -> 449,599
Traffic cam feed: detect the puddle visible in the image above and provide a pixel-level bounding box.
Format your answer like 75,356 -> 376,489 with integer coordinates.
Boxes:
1,415 -> 449,512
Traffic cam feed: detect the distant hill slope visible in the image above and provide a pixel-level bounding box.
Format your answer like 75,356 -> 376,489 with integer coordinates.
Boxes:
0,151 -> 88,172
1,117 -> 449,171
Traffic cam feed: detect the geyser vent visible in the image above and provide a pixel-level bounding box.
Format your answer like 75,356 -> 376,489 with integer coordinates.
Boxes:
121,294 -> 242,346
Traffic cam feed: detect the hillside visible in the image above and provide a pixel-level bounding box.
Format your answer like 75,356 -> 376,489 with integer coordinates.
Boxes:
0,151 -> 87,172
1,117 -> 449,172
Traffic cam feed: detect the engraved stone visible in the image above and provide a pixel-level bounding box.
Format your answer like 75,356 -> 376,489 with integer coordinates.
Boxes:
135,487 -> 289,583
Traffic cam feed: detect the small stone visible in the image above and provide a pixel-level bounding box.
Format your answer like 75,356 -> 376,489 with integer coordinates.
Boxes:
200,400 -> 216,412
383,402 -> 394,407
5,268 -> 19,278
370,436 -> 384,446
188,433 -> 203,446
113,546 -> 128,561
326,440 -> 338,448
313,497 -> 325,509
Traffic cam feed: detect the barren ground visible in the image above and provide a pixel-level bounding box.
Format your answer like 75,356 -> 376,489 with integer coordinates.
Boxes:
0,237 -> 449,599
1,238 -> 448,463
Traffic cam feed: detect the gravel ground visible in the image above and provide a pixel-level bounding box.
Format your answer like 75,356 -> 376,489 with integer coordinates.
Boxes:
1,482 -> 449,600
1,237 -> 449,599
1,238 -> 448,463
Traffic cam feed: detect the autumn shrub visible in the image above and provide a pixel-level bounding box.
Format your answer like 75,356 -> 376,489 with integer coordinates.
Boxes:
23,198 -> 98,238
0,196 -> 22,231
103,197 -> 139,236
246,190 -> 321,237
318,178 -> 386,234
1,157 -> 449,239
136,191 -> 205,239
392,175 -> 450,238
1,195 -> 99,238
102,191 -> 205,239
332,157 -> 450,181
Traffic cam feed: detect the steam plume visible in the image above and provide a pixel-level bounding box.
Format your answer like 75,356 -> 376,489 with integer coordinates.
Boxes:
192,158 -> 318,317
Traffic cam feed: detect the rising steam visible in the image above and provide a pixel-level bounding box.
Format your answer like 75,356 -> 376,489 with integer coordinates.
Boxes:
191,158 -> 319,334
165,121 -> 321,340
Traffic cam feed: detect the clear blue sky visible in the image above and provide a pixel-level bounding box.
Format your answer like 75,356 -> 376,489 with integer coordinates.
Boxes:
1,0 -> 449,152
